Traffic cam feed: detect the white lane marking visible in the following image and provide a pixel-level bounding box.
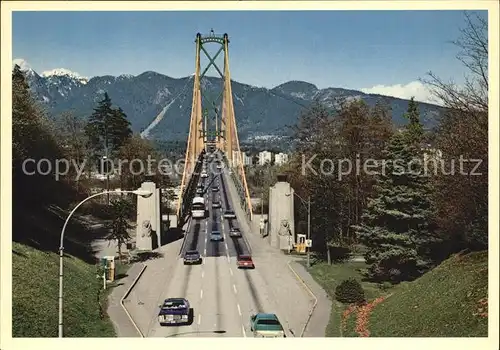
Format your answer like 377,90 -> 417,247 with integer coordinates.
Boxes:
241,324 -> 246,337
227,255 -> 230,263
237,303 -> 242,316
224,242 -> 229,250
229,268 -> 233,276
204,248 -> 207,255
198,314 -> 202,325
200,289 -> 203,299
201,270 -> 205,278
233,284 -> 238,294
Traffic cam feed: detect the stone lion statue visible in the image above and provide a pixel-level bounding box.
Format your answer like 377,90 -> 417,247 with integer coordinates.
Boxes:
141,220 -> 152,238
277,219 -> 292,236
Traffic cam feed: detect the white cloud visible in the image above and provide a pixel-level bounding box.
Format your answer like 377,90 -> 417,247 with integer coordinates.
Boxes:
361,81 -> 443,106
13,58 -> 32,71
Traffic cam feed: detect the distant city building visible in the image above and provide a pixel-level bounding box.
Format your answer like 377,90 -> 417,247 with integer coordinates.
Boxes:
231,151 -> 253,166
258,151 -> 273,166
274,152 -> 289,166
242,152 -> 252,166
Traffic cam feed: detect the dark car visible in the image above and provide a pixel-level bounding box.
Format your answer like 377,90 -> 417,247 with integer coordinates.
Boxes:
229,227 -> 242,238
237,255 -> 255,269
224,210 -> 236,219
183,250 -> 202,265
210,230 -> 224,242
158,298 -> 192,326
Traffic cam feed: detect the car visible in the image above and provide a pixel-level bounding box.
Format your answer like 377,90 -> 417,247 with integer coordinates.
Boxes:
229,227 -> 242,238
210,230 -> 224,242
212,201 -> 221,208
196,187 -> 204,195
183,250 -> 202,265
212,186 -> 219,192
236,255 -> 255,269
224,210 -> 236,219
201,172 -> 208,178
249,313 -> 285,337
158,298 -> 192,326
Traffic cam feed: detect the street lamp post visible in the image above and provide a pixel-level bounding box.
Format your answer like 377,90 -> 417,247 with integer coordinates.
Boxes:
58,188 -> 152,338
102,151 -> 110,205
307,195 -> 311,269
286,192 -> 312,268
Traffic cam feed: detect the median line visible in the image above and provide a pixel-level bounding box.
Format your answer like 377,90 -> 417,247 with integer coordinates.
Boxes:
287,260 -> 318,337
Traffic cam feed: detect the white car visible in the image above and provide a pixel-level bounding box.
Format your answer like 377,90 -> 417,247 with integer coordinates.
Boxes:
224,210 -> 236,219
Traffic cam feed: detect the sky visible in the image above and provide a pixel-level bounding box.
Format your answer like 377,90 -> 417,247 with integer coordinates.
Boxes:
12,10 -> 487,104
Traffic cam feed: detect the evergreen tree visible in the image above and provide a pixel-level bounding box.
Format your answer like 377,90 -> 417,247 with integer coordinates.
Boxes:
110,107 -> 132,148
12,63 -> 77,236
403,97 -> 424,145
353,131 -> 435,283
84,92 -> 132,158
106,198 -> 134,262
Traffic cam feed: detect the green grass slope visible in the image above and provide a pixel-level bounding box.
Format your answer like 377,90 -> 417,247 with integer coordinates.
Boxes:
12,242 -> 115,337
367,251 -> 488,337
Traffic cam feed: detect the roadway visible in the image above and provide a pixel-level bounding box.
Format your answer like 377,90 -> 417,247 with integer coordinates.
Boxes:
132,151 -> 314,337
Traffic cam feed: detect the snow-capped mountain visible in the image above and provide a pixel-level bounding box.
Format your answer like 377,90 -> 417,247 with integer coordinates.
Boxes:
12,58 -> 444,141
13,58 -> 92,104
42,68 -> 88,85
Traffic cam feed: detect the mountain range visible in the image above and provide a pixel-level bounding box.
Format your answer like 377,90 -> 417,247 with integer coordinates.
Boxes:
15,61 -> 444,142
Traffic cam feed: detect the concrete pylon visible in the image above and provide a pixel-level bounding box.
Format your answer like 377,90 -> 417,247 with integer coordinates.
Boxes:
135,181 -> 161,251
268,176 -> 295,251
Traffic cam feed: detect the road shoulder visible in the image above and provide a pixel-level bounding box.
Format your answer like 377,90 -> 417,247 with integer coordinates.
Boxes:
287,258 -> 332,337
107,263 -> 146,337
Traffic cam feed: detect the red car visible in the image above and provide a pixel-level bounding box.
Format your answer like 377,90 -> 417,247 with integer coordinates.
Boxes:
237,255 -> 255,269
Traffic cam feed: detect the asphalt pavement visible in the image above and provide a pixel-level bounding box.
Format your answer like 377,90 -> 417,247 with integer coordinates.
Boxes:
123,152 -> 319,337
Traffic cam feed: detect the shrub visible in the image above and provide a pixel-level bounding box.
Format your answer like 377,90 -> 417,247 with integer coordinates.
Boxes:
309,252 -> 321,266
378,281 -> 393,291
335,278 -> 366,304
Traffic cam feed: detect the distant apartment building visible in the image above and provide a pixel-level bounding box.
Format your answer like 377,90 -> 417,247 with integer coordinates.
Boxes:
242,152 -> 252,166
258,151 -> 273,166
274,152 -> 289,166
231,151 -> 252,167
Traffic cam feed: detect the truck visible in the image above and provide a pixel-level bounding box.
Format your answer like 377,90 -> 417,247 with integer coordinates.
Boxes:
249,313 -> 286,337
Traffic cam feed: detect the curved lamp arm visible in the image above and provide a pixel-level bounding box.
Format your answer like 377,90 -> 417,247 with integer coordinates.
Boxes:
285,191 -> 308,210
59,189 -> 152,251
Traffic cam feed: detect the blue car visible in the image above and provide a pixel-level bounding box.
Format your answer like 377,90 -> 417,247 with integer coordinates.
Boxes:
210,230 -> 224,242
158,298 -> 192,326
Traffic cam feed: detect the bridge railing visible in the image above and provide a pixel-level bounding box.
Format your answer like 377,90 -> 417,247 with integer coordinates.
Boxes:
221,154 -> 252,223
178,151 -> 205,226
